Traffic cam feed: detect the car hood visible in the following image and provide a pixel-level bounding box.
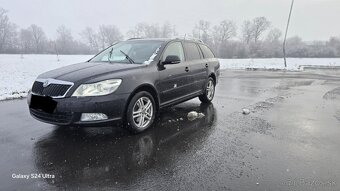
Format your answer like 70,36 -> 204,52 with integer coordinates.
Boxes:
38,62 -> 142,82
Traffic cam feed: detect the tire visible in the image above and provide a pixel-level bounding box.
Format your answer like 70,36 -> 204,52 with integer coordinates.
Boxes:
199,77 -> 215,103
126,91 -> 156,133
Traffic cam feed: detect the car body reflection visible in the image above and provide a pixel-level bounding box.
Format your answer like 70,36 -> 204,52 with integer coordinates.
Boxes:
33,103 -> 216,188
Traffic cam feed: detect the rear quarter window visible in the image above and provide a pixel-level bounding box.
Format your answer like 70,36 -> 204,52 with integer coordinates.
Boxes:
199,44 -> 215,58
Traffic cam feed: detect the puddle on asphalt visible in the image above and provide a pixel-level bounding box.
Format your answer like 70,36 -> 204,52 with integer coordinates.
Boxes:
242,95 -> 286,114
323,87 -> 340,100
33,103 -> 217,188
335,110 -> 340,122
276,80 -> 315,90
223,112 -> 272,135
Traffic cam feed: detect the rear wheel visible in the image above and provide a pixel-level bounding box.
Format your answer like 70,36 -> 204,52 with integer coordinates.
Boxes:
126,91 -> 156,133
199,77 -> 215,103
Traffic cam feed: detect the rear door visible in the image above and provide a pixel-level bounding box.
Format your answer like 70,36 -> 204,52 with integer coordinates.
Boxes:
183,42 -> 207,93
198,44 -> 220,82
157,41 -> 189,104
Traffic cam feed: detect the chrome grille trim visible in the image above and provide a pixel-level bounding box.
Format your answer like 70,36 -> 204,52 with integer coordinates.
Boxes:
32,78 -> 74,98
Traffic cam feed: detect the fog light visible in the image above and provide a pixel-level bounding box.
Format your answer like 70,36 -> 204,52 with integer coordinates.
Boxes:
81,113 -> 108,121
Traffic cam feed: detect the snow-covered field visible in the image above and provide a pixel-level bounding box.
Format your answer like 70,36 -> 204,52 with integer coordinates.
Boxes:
219,58 -> 340,70
1,54 -> 340,101
0,54 -> 93,101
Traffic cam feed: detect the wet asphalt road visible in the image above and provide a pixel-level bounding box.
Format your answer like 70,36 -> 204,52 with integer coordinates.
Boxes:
1,70 -> 340,191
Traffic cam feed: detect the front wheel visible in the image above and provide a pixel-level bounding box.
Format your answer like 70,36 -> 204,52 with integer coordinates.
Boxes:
126,91 -> 156,133
199,77 -> 215,103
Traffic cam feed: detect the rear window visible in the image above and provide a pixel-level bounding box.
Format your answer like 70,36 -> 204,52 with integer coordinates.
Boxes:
199,44 -> 215,58
183,42 -> 201,61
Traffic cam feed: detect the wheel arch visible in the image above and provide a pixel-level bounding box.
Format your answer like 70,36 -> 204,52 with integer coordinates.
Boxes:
209,73 -> 216,85
124,84 -> 160,120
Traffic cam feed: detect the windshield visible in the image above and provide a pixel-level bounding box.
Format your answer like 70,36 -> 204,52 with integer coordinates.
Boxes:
90,40 -> 164,64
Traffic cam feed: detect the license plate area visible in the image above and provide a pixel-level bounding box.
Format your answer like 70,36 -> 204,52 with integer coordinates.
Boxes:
30,95 -> 57,114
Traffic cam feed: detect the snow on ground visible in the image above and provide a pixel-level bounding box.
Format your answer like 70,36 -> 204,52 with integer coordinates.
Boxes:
219,58 -> 340,70
0,54 -> 93,101
1,54 -> 340,101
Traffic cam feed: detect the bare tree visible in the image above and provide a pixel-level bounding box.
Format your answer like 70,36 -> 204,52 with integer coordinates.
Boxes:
262,28 -> 283,57
1,7 -> 340,58
0,8 -> 9,52
55,25 -> 74,54
146,24 -> 161,38
128,22 -> 175,38
0,8 -> 17,53
328,36 -> 340,56
19,28 -> 33,53
128,23 -> 147,38
161,22 -> 177,38
193,20 -> 211,43
242,17 -> 270,44
211,20 -> 237,55
29,24 -> 46,53
80,27 -> 99,51
213,21 -> 236,43
161,22 -> 172,38
242,20 -> 253,44
285,36 -> 308,57
252,17 -> 270,43
98,25 -> 123,49
219,20 -> 237,42
266,28 -> 282,43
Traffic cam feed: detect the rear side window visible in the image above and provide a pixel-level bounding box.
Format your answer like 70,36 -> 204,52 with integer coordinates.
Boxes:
199,44 -> 215,58
183,42 -> 201,61
162,42 -> 185,62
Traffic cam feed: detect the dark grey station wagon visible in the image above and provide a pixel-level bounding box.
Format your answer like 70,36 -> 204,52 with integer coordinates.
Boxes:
28,38 -> 220,133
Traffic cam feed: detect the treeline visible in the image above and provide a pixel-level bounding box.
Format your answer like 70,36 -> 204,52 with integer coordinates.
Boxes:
193,18 -> 340,58
1,7 -> 340,58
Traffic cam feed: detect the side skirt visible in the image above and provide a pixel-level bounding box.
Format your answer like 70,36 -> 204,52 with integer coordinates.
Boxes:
159,90 -> 203,108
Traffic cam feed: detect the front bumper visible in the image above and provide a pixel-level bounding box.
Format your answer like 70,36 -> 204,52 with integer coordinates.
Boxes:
27,92 -> 129,127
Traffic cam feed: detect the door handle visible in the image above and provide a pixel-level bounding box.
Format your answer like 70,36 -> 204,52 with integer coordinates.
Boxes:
185,67 -> 189,72
205,63 -> 208,68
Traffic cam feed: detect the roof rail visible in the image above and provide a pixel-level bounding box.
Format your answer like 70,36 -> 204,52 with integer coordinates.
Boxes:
174,34 -> 204,43
127,37 -> 143,40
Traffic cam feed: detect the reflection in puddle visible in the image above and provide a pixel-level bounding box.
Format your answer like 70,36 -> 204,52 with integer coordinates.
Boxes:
33,103 -> 216,188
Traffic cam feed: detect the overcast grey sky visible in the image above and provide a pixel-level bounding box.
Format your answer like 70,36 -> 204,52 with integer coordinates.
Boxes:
0,0 -> 339,41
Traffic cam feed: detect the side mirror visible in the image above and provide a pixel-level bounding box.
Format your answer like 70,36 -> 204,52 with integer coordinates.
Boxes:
162,55 -> 181,65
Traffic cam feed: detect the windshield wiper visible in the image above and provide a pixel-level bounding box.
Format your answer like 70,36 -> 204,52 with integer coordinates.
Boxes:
120,50 -> 135,64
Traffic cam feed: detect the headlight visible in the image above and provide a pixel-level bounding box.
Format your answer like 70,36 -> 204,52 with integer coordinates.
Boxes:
72,79 -> 122,97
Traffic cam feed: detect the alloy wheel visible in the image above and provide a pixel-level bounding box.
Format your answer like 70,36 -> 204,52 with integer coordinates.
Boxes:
206,80 -> 215,100
132,97 -> 153,129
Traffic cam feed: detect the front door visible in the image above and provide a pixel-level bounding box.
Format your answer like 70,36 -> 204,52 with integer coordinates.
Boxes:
157,41 -> 189,105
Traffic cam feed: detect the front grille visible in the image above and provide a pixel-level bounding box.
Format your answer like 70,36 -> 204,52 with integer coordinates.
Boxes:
30,109 -> 73,124
32,81 -> 72,97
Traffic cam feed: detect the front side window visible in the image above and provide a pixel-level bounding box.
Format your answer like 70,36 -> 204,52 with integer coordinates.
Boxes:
161,42 -> 185,62
183,42 -> 201,61
90,40 -> 163,64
